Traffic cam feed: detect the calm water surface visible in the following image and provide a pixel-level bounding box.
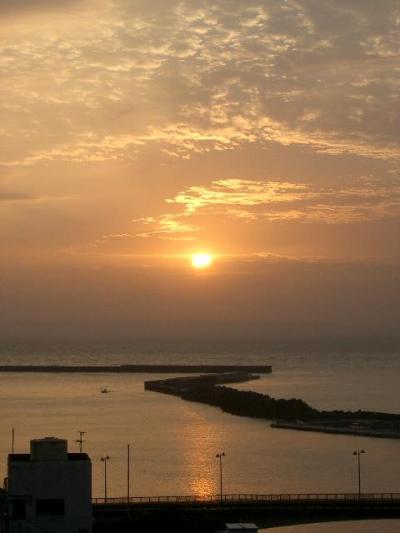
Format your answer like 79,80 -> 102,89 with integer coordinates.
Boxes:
0,340 -> 399,533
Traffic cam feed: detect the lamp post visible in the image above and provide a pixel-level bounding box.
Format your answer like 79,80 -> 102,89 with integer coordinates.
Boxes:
127,444 -> 131,501
216,452 -> 225,502
101,455 -> 110,502
353,449 -> 365,498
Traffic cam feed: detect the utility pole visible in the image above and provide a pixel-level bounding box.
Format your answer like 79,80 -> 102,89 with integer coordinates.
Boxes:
101,456 -> 110,502
127,444 -> 131,501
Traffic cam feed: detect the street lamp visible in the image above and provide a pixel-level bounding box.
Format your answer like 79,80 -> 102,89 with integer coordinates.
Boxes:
216,452 -> 225,502
127,444 -> 132,501
101,455 -> 110,502
353,449 -> 365,498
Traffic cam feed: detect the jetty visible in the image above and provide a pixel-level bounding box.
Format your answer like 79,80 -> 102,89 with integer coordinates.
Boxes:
0,364 -> 272,374
271,420 -> 400,439
145,372 -> 260,395
144,374 -> 400,440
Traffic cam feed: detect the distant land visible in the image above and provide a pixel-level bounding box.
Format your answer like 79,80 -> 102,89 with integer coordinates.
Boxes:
1,318 -> 400,344
1,333 -> 400,353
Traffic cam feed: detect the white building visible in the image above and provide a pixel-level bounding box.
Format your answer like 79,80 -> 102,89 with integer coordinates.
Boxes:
7,437 -> 92,533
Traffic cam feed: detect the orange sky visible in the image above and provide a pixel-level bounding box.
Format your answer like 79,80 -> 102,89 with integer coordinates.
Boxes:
1,0 -> 399,338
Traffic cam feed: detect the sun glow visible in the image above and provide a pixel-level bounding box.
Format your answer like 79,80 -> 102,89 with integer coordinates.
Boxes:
191,253 -> 213,269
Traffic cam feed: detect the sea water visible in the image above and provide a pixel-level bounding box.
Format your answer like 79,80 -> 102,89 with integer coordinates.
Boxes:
0,338 -> 399,533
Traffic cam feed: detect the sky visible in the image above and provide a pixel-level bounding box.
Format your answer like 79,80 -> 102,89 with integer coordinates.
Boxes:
1,0 -> 399,339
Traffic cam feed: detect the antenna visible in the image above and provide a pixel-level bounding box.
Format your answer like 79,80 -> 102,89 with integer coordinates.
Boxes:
75,431 -> 86,453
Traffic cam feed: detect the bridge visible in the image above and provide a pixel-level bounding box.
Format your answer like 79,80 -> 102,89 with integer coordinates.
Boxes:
93,492 -> 400,532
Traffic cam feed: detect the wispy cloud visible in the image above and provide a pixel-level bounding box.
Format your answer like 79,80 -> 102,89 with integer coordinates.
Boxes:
0,191 -> 36,202
134,214 -> 199,240
133,177 -> 400,239
0,0 -> 81,15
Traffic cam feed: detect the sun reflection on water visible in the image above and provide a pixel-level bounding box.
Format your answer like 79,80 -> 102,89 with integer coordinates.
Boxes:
189,476 -> 216,499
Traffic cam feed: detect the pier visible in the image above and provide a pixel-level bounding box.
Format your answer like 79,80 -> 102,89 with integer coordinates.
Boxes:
272,420 -> 400,439
0,364 -> 272,374
145,372 -> 260,394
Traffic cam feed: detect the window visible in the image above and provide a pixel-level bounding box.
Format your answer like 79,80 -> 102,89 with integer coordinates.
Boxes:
36,499 -> 65,516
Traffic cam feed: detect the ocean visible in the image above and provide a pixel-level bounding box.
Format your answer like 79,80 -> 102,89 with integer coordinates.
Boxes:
0,338 -> 399,533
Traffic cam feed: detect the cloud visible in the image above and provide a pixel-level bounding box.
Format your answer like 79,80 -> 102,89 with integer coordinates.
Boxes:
0,0 -> 82,18
132,176 -> 400,239
1,0 -> 399,167
0,0 -> 81,15
134,214 -> 200,240
0,191 -> 36,202
89,233 -> 135,249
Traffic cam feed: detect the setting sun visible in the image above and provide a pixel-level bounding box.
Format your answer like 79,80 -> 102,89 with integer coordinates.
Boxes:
191,253 -> 213,269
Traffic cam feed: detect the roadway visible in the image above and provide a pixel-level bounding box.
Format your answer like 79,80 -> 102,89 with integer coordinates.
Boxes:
93,492 -> 400,532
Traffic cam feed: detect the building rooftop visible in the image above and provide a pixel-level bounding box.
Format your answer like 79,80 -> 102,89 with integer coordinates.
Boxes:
8,453 -> 90,463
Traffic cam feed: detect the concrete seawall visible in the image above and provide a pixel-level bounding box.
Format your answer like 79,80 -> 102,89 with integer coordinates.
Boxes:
0,364 -> 272,374
271,420 -> 400,439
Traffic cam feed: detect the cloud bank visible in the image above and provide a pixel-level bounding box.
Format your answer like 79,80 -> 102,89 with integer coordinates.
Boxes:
1,0 -> 399,167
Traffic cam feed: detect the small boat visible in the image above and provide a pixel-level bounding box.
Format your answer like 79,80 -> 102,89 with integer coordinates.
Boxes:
100,387 -> 111,394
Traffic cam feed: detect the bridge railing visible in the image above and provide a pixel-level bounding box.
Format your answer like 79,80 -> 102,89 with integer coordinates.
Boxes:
92,492 -> 400,506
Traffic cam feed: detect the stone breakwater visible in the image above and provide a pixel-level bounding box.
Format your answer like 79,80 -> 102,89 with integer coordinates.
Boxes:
0,364 -> 272,374
145,372 -> 261,394
145,374 -> 400,439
